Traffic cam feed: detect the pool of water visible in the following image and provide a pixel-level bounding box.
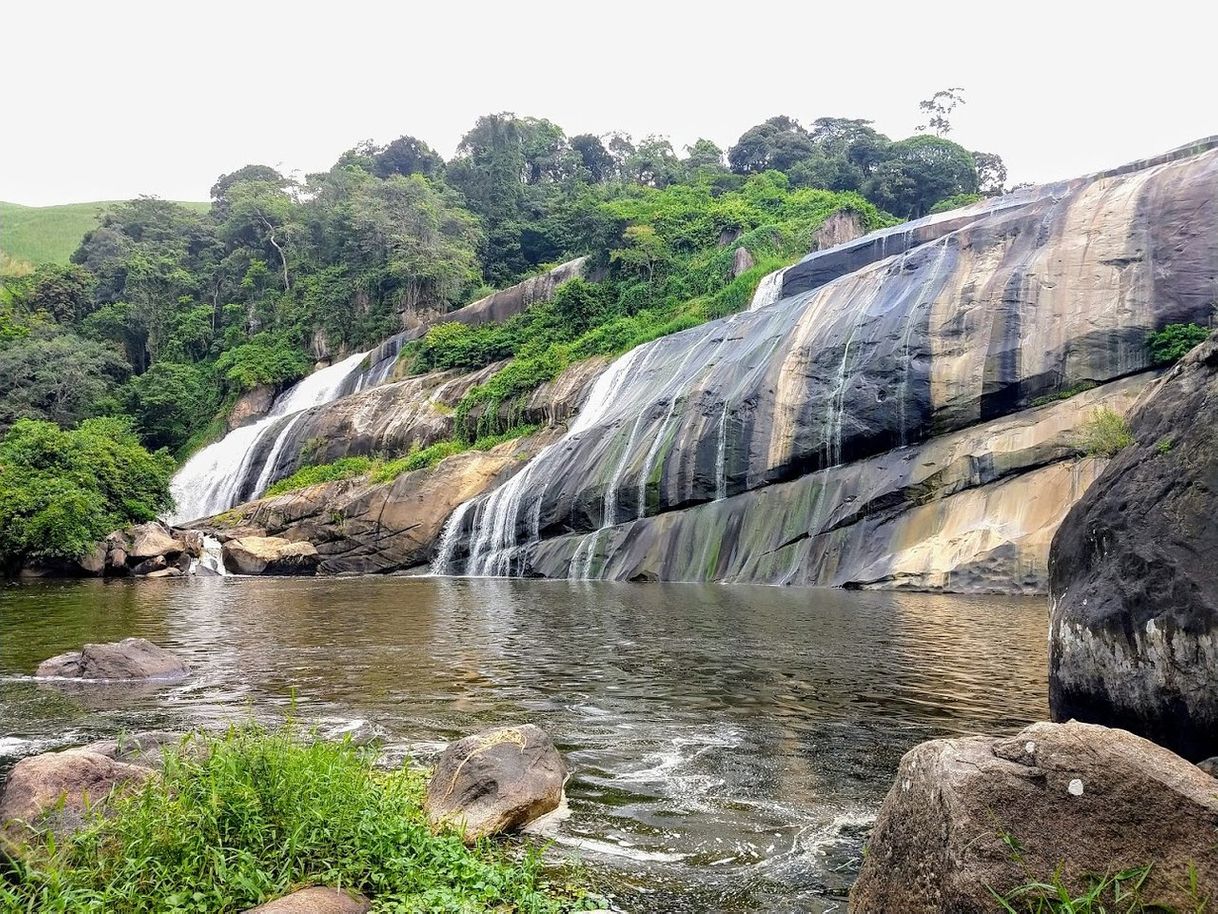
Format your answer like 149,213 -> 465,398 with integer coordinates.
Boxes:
0,576 -> 1049,912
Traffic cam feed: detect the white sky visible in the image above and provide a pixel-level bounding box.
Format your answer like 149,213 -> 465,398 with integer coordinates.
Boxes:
2,0 -> 1212,206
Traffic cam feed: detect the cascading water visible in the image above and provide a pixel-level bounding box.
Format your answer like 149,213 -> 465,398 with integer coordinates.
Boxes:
166,350 -> 371,524
748,266 -> 787,311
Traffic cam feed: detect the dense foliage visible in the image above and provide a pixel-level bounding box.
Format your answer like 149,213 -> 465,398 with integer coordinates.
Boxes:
1147,322 -> 1209,365
0,102 -> 1004,472
0,418 -> 174,568
0,724 -> 598,912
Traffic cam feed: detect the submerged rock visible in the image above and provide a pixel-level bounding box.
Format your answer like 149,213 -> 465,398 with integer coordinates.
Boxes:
849,721 -> 1218,914
35,638 -> 189,681
244,887 -> 371,914
0,749 -> 152,843
424,724 -> 566,841
1049,332 -> 1218,760
222,536 -> 319,575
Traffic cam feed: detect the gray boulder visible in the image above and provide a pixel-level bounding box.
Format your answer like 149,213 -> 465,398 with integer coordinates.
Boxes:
243,887 -> 370,913
1049,332 -> 1218,760
424,724 -> 566,841
222,536 -> 319,575
849,721 -> 1218,914
0,749 -> 152,843
35,638 -> 188,681
128,521 -> 183,561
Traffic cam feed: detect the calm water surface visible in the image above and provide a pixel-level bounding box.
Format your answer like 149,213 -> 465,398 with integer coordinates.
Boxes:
0,576 -> 1049,912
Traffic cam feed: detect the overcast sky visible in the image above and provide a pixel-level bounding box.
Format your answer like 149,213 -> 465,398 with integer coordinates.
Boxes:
2,0 -> 1211,206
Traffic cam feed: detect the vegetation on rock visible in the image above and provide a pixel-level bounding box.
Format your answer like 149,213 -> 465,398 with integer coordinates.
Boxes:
1147,322 -> 1210,365
0,724 -> 598,912
1076,408 -> 1134,458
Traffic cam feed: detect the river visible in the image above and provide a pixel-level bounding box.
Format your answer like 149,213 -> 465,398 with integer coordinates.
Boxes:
0,577 -> 1048,912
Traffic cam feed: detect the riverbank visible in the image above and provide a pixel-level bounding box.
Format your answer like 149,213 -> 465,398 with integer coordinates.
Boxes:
1,723 -> 600,912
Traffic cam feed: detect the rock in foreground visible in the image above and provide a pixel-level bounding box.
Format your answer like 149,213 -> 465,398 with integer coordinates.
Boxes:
222,536 -> 319,575
35,637 -> 189,680
424,724 -> 565,841
1049,332 -> 1218,760
0,749 -> 152,843
849,721 -> 1218,913
244,887 -> 371,914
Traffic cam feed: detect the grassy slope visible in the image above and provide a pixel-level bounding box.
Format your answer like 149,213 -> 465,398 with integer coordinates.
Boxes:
0,200 -> 209,267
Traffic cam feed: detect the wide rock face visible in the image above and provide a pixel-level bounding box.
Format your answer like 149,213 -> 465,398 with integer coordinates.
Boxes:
221,536 -> 319,575
435,140 -> 1218,587
35,638 -> 189,680
0,749 -> 152,843
849,721 -> 1218,914
1050,333 -> 1218,760
424,724 -> 566,841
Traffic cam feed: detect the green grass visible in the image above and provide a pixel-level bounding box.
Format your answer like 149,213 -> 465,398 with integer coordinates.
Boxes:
262,426 -> 540,497
1030,381 -> 1098,408
0,200 -> 209,268
0,724 -> 599,913
992,864 -> 1207,913
1076,407 -> 1135,458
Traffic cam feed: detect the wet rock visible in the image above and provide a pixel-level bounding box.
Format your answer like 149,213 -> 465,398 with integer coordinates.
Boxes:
81,731 -> 186,769
849,721 -> 1218,914
222,536 -> 319,575
131,554 -> 169,575
75,542 -> 106,577
35,638 -> 189,681
243,887 -> 371,914
1049,332 -> 1218,760
0,749 -> 152,843
424,724 -> 566,841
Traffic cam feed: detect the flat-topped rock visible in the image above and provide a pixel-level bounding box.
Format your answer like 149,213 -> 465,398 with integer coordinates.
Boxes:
35,638 -> 188,681
424,724 -> 566,841
222,536 -> 319,575
244,887 -> 370,913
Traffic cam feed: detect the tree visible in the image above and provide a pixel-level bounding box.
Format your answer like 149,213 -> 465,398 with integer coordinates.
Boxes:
917,87 -> 966,136
210,165 -> 287,219
23,264 -> 97,323
683,138 -> 726,175
626,135 -> 681,188
863,135 -> 978,219
0,329 -> 129,432
0,417 -> 174,567
372,135 -> 444,180
570,134 -> 614,183
972,151 -> 1008,196
124,361 -> 215,453
728,116 -> 817,174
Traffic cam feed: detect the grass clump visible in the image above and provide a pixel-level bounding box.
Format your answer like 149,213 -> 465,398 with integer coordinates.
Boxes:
1030,381 -> 1098,408
0,724 -> 598,913
1076,408 -> 1134,458
991,863 -> 1205,913
264,456 -> 377,497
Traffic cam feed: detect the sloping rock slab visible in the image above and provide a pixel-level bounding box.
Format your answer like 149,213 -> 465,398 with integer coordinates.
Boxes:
244,887 -> 370,913
424,724 -> 565,841
0,749 -> 152,842
222,536 -> 319,575
35,638 -> 188,681
849,721 -> 1218,914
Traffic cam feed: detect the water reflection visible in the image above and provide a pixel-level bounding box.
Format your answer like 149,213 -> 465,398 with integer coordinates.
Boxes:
0,576 -> 1048,913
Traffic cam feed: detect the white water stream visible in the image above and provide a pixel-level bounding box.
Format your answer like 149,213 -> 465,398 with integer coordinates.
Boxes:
166,351 -> 371,524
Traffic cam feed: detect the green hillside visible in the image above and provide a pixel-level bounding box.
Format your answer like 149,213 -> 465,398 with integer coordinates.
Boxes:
0,199 -> 209,269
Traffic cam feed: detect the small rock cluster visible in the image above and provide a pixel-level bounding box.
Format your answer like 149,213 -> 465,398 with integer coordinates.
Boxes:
76,521 -> 204,578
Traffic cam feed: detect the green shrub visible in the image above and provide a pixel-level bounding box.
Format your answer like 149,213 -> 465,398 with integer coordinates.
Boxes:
214,333 -> 311,392
264,456 -> 377,497
1076,408 -> 1134,458
0,724 -> 597,912
992,863 -> 1204,913
371,441 -> 465,483
1029,381 -> 1098,408
1147,322 -> 1209,365
0,417 -> 174,567
929,192 -> 983,214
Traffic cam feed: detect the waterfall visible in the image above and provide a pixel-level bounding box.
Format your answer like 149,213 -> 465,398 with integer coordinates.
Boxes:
439,348 -> 644,577
193,535 -> 229,576
748,267 -> 787,311
166,350 -> 371,524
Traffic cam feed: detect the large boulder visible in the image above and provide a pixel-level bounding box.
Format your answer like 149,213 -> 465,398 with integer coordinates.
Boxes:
0,749 -> 152,843
128,521 -> 184,561
243,887 -> 370,913
1049,332 -> 1218,760
35,638 -> 189,680
424,724 -> 566,841
849,721 -> 1218,914
222,536 -> 319,575
227,384 -> 276,431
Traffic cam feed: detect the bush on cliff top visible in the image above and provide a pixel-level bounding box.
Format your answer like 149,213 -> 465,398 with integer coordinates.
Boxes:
0,417 -> 174,568
0,724 -> 598,913
1147,322 -> 1210,365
